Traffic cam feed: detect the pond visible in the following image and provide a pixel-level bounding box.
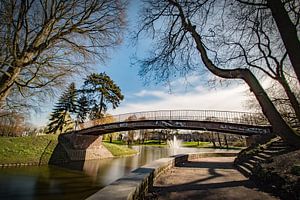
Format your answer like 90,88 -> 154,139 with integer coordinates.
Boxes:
0,146 -> 238,200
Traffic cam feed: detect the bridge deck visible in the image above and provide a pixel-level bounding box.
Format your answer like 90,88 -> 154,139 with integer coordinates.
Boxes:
76,120 -> 272,136
74,110 -> 271,136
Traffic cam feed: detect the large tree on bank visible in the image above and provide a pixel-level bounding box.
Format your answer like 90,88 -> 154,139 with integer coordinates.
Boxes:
214,1 -> 300,123
81,73 -> 124,119
47,73 -> 124,132
0,0 -> 127,107
47,83 -> 77,134
136,0 -> 300,146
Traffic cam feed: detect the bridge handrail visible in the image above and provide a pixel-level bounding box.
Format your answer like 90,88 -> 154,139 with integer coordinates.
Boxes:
77,109 -> 269,130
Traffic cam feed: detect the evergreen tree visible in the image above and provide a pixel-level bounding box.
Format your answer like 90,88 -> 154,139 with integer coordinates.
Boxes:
82,73 -> 124,119
76,96 -> 89,123
47,83 -> 77,134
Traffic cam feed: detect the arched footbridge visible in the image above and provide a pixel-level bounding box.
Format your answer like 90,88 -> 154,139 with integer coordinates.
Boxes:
74,110 -> 272,136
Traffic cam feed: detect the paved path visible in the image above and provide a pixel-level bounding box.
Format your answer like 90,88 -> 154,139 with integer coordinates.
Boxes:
146,157 -> 278,200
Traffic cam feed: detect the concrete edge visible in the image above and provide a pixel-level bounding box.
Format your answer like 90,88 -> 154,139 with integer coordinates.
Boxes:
85,152 -> 238,200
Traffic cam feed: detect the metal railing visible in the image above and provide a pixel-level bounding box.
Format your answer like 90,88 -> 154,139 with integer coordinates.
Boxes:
78,110 -> 269,130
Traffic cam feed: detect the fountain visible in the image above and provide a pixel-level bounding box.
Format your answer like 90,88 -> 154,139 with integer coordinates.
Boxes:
167,135 -> 182,152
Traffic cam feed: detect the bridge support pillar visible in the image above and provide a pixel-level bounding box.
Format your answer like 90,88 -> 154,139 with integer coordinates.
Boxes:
58,133 -> 113,161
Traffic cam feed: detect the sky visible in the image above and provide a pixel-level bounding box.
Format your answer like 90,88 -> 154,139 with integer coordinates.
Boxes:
30,1 -> 255,127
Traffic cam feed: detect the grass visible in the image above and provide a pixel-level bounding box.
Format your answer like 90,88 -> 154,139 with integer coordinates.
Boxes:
103,140 -> 126,145
0,135 -> 138,165
0,136 -> 242,165
0,135 -> 58,164
103,140 -> 243,150
181,141 -> 211,147
182,141 -> 243,150
103,139 -> 167,146
142,140 -> 167,146
102,142 -> 137,157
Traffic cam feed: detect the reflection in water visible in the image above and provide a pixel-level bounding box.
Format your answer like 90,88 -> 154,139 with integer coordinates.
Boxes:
0,146 -> 237,200
0,165 -> 100,200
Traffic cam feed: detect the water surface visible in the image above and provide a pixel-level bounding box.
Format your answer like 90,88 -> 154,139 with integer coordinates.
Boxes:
0,146 -> 238,200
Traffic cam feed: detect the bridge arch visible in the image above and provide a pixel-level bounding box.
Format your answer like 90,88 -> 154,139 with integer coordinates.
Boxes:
74,110 -> 272,136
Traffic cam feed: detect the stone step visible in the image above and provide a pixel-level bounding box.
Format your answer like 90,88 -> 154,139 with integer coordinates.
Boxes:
252,155 -> 267,162
242,162 -> 255,171
268,146 -> 288,150
236,164 -> 252,177
247,159 -> 257,165
269,142 -> 286,147
257,152 -> 272,159
261,149 -> 286,154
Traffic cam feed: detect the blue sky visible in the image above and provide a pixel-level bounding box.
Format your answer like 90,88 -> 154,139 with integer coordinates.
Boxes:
30,0 -> 254,127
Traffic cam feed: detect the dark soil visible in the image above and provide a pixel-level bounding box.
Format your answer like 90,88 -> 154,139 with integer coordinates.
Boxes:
256,149 -> 300,200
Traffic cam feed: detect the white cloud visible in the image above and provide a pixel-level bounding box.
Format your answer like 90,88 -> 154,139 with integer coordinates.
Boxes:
134,90 -> 168,98
110,82 -> 251,115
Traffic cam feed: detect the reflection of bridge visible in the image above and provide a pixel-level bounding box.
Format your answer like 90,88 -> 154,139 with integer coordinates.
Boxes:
74,110 -> 272,136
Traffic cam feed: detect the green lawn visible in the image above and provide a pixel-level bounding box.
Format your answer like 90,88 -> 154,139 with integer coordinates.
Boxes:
103,140 -> 242,150
103,139 -> 167,146
103,140 -> 126,145
102,142 -> 137,156
0,135 -> 58,164
0,136 -> 241,165
182,141 -> 243,150
0,135 -> 138,165
181,141 -> 211,147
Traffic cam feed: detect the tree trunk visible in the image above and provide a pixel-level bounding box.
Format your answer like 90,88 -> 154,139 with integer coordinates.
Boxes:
267,0 -> 300,84
217,133 -> 222,147
158,131 -> 161,144
224,135 -> 229,149
278,75 -> 300,122
169,0 -> 300,146
241,70 -> 300,144
99,93 -> 104,117
0,66 -> 21,106
210,133 -> 216,148
186,20 -> 300,147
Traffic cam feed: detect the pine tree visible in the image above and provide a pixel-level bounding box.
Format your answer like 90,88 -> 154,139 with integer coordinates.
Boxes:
76,96 -> 89,123
82,73 -> 124,119
47,83 -> 77,134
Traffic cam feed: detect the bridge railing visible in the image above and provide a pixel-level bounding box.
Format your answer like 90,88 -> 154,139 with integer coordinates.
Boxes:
78,110 -> 269,130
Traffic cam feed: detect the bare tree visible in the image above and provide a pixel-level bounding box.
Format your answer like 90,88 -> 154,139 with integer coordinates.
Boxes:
0,111 -> 26,136
135,0 -> 300,146
214,2 -> 300,121
0,0 -> 127,107
236,0 -> 300,84
246,83 -> 300,129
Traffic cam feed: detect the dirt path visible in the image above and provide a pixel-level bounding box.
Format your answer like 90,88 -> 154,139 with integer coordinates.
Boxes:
146,157 -> 278,200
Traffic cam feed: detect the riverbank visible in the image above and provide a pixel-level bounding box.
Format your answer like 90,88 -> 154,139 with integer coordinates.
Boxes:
102,142 -> 137,156
0,135 -> 137,167
0,135 -> 58,165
